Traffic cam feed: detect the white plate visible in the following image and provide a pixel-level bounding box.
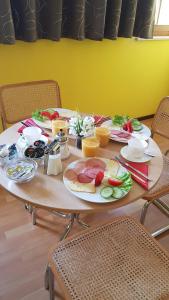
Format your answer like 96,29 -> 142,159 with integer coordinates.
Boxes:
32,108 -> 77,130
63,158 -> 131,204
120,146 -> 152,163
101,120 -> 151,143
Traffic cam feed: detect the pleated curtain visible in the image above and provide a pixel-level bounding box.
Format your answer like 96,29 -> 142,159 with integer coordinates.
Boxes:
0,0 -> 156,44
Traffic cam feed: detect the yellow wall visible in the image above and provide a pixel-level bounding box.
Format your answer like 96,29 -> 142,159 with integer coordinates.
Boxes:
1,38 -> 169,117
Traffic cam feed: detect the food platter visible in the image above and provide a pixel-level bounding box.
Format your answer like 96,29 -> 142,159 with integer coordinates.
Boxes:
101,120 -> 151,143
63,157 -> 132,204
32,108 -> 77,129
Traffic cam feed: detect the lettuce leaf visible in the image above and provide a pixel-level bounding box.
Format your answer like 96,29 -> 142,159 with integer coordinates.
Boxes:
112,115 -> 129,126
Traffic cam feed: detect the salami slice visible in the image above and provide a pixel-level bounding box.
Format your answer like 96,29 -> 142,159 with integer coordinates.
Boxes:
73,161 -> 86,174
84,167 -> 104,179
118,132 -> 130,139
85,158 -> 106,170
111,130 -> 122,136
64,169 -> 77,181
77,173 -> 93,183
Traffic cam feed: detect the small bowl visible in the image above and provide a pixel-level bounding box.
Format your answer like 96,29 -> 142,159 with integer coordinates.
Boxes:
5,158 -> 37,183
24,146 -> 45,166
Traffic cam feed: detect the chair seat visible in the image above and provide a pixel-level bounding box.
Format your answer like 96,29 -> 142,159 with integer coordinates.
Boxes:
49,216 -> 169,300
143,155 -> 169,201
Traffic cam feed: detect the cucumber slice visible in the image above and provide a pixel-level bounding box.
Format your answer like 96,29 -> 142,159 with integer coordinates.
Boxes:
100,187 -> 113,199
124,178 -> 132,185
118,173 -> 130,181
112,187 -> 124,199
122,186 -> 131,192
133,125 -> 142,131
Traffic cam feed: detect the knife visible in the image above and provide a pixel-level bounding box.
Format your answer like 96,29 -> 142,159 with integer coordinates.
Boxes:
115,156 -> 153,181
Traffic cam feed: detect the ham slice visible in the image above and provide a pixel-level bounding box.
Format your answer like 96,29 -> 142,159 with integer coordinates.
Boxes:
85,158 -> 106,170
84,167 -> 104,179
73,161 -> 86,174
64,169 -> 77,181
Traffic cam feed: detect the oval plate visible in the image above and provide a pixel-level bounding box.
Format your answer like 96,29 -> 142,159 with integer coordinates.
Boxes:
101,120 -> 151,143
32,108 -> 77,130
63,158 -> 132,204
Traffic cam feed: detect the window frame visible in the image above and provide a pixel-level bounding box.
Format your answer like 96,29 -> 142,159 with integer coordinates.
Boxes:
154,0 -> 169,36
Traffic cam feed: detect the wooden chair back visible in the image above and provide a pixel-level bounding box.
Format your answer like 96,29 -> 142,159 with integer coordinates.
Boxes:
152,96 -> 169,139
0,80 -> 61,129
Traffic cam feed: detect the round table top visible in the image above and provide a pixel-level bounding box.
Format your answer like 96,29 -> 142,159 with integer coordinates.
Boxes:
0,123 -> 163,213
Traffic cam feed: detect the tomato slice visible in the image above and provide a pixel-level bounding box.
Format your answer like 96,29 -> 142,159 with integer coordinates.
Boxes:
95,171 -> 104,186
41,111 -> 51,119
108,178 -> 123,186
50,111 -> 59,120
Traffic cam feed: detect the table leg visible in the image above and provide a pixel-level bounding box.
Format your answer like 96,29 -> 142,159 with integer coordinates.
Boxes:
76,213 -> 90,228
60,213 -> 90,241
60,213 -> 75,241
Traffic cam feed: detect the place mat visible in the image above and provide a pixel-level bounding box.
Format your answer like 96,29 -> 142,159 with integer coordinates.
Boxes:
120,157 -> 149,190
94,115 -> 111,127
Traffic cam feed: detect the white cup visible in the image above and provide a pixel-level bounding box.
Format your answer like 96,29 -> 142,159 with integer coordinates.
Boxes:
22,127 -> 42,145
127,138 -> 148,159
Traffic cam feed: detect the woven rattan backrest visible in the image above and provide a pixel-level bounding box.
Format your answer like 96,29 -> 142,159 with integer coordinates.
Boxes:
151,96 -> 169,139
49,216 -> 169,300
0,80 -> 61,129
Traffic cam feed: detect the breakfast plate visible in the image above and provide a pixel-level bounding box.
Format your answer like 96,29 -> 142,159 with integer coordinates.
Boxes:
120,146 -> 151,163
101,120 -> 151,143
63,157 -> 132,204
32,108 -> 77,130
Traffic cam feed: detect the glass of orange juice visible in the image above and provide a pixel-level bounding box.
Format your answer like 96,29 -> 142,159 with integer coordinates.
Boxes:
82,137 -> 100,157
52,120 -> 68,137
95,127 -> 110,147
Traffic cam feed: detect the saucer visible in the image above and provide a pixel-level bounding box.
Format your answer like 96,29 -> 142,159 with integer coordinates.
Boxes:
120,146 -> 152,163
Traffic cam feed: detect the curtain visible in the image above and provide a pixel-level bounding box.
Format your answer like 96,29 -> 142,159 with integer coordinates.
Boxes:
0,0 -> 156,44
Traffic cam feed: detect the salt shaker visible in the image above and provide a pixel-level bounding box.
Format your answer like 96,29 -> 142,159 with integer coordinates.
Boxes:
46,144 -> 62,176
56,129 -> 70,160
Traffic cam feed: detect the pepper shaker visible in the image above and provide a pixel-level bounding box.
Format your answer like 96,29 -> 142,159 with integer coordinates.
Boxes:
56,129 -> 70,160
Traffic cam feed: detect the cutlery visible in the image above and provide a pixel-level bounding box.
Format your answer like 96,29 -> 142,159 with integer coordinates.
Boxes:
115,156 -> 153,181
144,151 -> 156,157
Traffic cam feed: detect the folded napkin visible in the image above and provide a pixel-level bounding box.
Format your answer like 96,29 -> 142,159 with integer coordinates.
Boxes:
18,119 -> 49,137
120,157 -> 149,190
94,115 -> 111,126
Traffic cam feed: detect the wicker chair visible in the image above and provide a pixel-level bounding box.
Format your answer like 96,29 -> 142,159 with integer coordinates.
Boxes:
45,216 -> 169,300
140,97 -> 169,237
0,80 -> 61,130
0,80 -> 61,225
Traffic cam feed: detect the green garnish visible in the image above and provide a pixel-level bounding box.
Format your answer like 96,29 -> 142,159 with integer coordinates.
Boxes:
112,115 -> 129,126
112,115 -> 142,131
32,109 -> 55,122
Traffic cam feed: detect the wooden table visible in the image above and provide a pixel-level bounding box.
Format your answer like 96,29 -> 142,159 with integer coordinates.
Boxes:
0,123 -> 163,239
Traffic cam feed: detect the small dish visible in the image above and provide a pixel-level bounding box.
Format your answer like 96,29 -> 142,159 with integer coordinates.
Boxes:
120,146 -> 151,163
5,158 -> 37,183
24,146 -> 45,166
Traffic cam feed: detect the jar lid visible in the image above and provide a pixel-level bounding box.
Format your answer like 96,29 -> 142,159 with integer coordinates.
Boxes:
56,129 -> 67,143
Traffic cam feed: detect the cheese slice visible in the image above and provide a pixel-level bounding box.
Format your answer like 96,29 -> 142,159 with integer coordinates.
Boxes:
106,159 -> 119,177
67,180 -> 96,193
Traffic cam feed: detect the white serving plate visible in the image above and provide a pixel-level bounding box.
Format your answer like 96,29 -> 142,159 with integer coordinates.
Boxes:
101,120 -> 151,143
32,108 -> 77,130
63,158 -> 131,204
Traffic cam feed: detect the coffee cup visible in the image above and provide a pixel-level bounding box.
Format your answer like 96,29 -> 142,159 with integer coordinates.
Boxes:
22,127 -> 42,145
127,138 -> 147,160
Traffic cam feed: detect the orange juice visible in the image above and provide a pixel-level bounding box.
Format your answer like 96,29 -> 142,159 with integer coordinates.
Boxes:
95,127 -> 110,147
52,120 -> 68,136
82,137 -> 100,157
